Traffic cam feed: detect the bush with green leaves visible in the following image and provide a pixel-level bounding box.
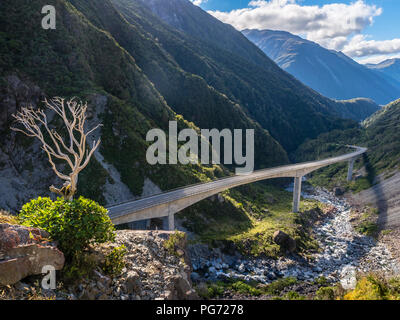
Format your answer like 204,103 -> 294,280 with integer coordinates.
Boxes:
265,277 -> 298,295
231,281 -> 262,296
19,197 -> 115,258
315,287 -> 335,300
102,245 -> 127,276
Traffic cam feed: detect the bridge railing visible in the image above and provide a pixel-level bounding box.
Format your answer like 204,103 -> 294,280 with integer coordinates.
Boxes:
107,145 -> 367,229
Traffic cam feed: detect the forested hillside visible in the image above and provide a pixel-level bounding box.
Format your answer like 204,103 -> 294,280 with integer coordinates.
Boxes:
295,99 -> 400,189
0,0 -> 232,210
67,0 -> 287,170
0,0 -> 360,240
115,0 -> 355,152
332,98 -> 380,123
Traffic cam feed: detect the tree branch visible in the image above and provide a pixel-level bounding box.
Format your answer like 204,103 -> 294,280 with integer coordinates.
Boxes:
11,97 -> 102,200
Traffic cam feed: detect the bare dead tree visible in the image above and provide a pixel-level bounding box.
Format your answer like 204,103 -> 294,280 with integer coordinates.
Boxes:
11,97 -> 101,201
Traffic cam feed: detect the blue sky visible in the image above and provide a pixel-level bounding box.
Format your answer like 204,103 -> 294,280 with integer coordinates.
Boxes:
192,0 -> 400,64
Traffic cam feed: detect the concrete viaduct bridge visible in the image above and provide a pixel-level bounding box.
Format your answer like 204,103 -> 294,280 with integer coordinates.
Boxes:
107,145 -> 367,230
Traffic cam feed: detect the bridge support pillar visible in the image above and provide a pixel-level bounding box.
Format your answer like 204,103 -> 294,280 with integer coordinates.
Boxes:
347,158 -> 355,181
293,176 -> 302,213
168,211 -> 175,231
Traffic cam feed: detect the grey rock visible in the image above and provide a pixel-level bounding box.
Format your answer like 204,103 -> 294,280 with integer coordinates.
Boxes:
333,187 -> 345,196
125,271 -> 142,295
191,272 -> 201,282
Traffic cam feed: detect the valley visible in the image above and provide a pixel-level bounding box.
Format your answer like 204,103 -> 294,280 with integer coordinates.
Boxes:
190,186 -> 400,300
1,0 -> 400,302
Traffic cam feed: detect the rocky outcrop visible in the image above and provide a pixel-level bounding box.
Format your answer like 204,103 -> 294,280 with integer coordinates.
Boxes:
0,75 -> 42,132
73,230 -> 198,300
0,75 -> 59,212
0,223 -> 65,285
1,230 -> 197,300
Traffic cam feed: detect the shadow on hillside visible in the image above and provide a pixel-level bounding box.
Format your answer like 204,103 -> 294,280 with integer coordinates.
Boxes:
362,153 -> 388,229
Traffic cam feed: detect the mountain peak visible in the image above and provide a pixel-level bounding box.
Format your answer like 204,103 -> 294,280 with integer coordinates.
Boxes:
366,58 -> 400,69
365,58 -> 400,82
243,29 -> 400,105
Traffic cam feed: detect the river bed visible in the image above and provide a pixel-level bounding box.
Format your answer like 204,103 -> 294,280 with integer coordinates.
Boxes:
189,186 -> 400,289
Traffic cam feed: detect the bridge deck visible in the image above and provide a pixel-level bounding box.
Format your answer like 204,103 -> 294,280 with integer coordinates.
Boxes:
107,145 -> 367,226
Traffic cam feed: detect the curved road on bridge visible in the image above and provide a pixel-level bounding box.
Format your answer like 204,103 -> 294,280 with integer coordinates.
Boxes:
108,145 -> 367,229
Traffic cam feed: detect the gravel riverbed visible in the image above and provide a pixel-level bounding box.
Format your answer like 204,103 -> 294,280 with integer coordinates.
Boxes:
190,186 -> 400,289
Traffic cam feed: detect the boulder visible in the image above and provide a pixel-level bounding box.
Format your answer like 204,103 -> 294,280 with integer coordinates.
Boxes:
0,75 -> 42,131
125,270 -> 142,295
78,287 -> 99,300
323,205 -> 338,215
190,272 -> 200,282
0,223 -> 50,252
340,266 -> 357,290
0,223 -> 64,286
166,273 -> 199,300
334,187 -> 345,197
93,270 -> 112,288
273,230 -> 297,253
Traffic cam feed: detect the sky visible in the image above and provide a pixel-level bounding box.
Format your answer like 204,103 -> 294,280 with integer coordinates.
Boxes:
191,0 -> 400,64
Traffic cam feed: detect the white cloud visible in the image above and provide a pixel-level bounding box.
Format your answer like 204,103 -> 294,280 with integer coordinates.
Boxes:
209,0 -> 381,46
356,54 -> 400,65
208,0 -> 400,61
343,35 -> 400,57
191,0 -> 207,6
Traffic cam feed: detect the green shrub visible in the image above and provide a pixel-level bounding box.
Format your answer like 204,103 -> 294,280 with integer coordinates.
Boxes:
196,282 -> 226,299
18,197 -> 56,229
19,197 -> 115,258
314,276 -> 329,286
349,177 -> 373,193
231,281 -> 262,296
207,282 -> 226,298
315,287 -> 335,300
62,252 -> 98,284
102,245 -> 127,276
285,291 -> 305,300
344,276 -> 386,300
356,221 -> 378,237
344,275 -> 400,300
163,231 -> 185,256
265,277 -> 298,295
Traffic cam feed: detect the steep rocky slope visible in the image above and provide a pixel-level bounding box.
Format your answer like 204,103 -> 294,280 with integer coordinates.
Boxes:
0,0 -> 358,213
67,0 -> 287,170
116,0 -> 355,152
0,0 -> 229,211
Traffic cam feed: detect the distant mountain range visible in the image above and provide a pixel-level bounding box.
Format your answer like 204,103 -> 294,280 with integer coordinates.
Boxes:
366,59 -> 400,83
243,29 -> 400,105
